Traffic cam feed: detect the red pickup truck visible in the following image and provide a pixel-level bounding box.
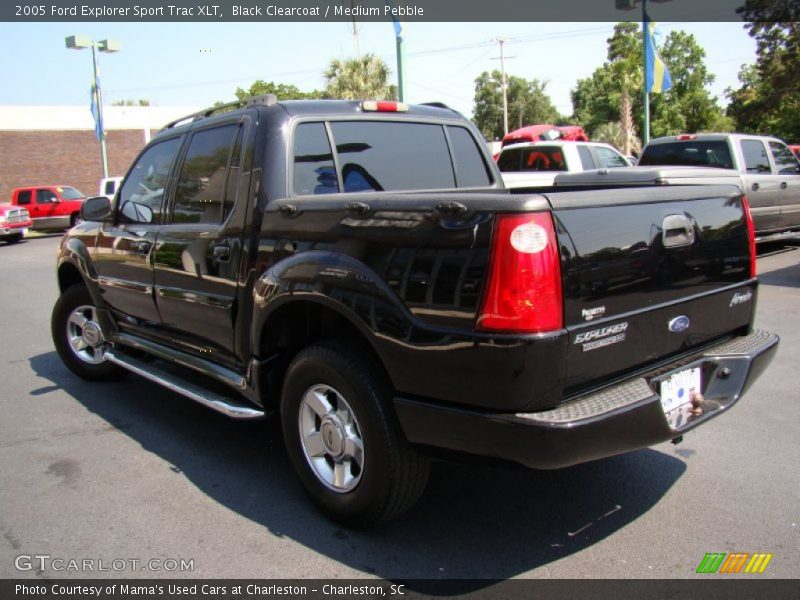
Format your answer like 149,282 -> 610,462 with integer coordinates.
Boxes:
0,203 -> 32,244
10,186 -> 86,230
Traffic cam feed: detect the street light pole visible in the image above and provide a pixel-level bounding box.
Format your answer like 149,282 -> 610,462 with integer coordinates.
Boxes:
642,0 -> 650,146
89,42 -> 109,179
66,35 -> 121,181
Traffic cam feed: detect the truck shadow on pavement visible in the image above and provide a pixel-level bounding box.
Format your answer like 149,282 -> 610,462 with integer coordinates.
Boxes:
30,352 -> 686,591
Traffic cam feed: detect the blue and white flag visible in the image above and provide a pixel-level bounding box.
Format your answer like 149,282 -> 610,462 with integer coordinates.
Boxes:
89,74 -> 103,140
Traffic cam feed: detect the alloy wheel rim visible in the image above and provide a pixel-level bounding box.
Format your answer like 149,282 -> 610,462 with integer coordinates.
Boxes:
298,384 -> 364,493
66,304 -> 107,365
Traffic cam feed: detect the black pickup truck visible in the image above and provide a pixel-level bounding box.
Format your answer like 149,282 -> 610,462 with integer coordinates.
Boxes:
52,96 -> 778,526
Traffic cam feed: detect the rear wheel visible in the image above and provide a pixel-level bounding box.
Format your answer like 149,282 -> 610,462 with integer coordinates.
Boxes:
4,233 -> 23,244
52,285 -> 124,380
281,341 -> 429,527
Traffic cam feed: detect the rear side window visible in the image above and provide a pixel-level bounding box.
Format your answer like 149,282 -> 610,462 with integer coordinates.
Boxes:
594,146 -> 629,168
171,124 -> 239,225
118,137 -> 181,224
639,141 -> 734,170
36,189 -> 58,204
768,141 -> 800,175
447,126 -> 492,188
740,140 -> 771,174
16,190 -> 31,205
497,145 -> 567,172
577,146 -> 596,170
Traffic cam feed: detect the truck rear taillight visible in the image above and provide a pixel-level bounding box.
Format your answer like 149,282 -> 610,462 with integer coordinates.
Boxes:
742,196 -> 757,279
477,212 -> 563,333
361,101 -> 408,113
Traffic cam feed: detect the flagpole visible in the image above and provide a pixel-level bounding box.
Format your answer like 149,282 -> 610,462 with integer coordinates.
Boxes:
396,34 -> 405,102
91,42 -> 109,179
642,0 -> 650,146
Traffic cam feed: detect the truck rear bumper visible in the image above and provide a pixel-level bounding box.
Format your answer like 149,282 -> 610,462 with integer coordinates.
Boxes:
394,330 -> 779,469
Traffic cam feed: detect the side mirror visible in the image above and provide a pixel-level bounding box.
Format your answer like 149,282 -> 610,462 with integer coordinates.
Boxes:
80,196 -> 112,222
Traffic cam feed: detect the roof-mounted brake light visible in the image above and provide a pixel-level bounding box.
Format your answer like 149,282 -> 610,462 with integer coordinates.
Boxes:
362,101 -> 408,113
676,134 -> 697,141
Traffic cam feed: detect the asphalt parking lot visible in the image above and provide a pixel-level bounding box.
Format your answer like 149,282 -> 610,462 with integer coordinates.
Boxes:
1,234 -> 798,582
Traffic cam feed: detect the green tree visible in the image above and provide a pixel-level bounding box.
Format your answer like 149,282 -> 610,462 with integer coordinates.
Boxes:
592,121 -> 642,156
323,54 -> 396,101
727,2 -> 800,139
233,80 -> 323,102
571,23 -> 725,142
112,99 -> 151,106
472,70 -> 560,140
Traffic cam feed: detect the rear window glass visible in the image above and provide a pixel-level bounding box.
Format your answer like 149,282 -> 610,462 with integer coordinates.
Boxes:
292,120 -> 491,195
330,121 -> 454,192
496,145 -> 568,172
639,141 -> 734,170
16,190 -> 32,205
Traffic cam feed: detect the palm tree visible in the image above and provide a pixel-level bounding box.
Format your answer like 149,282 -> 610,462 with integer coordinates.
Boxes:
593,121 -> 642,156
324,54 -> 395,100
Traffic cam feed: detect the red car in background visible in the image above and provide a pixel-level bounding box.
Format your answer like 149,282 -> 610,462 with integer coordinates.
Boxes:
10,186 -> 87,230
790,145 -> 800,160
0,203 -> 33,244
493,124 -> 590,160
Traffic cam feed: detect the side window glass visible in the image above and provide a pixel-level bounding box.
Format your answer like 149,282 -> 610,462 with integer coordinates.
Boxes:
293,122 -> 338,196
36,189 -> 58,204
578,146 -> 596,170
16,190 -> 31,205
768,141 -> 800,175
119,137 -> 181,224
595,147 -> 629,168
740,140 -> 771,174
171,124 -> 238,225
447,126 -> 492,187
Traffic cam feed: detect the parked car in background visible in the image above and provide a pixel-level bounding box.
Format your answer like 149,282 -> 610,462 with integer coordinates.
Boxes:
501,124 -> 589,148
639,133 -> 800,238
0,203 -> 32,244
10,186 -> 87,230
790,144 -> 800,160
497,140 -> 630,188
99,176 -> 123,201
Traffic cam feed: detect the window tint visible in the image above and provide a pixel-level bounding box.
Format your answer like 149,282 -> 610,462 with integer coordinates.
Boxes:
447,126 -> 492,187
294,122 -> 338,195
639,141 -> 734,170
330,121 -> 455,192
577,145 -> 596,170
594,146 -> 629,168
16,190 -> 31,205
119,137 -> 181,224
36,189 -> 58,204
497,145 -> 567,172
768,141 -> 800,175
740,140 -> 771,174
59,187 -> 84,200
171,124 -> 238,225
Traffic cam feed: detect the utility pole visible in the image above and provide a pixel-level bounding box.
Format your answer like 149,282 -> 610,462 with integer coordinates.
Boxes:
642,0 -> 650,145
492,38 -> 515,137
350,0 -> 361,60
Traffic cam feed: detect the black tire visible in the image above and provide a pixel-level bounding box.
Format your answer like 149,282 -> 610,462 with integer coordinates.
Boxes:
5,233 -> 23,244
52,285 -> 125,381
280,341 -> 429,527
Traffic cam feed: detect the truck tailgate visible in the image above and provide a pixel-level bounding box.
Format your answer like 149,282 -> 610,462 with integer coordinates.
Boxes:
546,185 -> 755,394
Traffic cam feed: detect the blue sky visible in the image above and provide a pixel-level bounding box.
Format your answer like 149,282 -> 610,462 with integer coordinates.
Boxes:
3,21 -> 756,120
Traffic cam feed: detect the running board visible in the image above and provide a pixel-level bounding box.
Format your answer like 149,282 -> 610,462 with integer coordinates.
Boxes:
104,349 -> 266,420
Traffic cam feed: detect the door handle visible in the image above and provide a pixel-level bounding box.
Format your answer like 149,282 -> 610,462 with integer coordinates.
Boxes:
780,182 -> 788,190
136,240 -> 152,255
212,243 -> 231,261
751,182 -> 760,192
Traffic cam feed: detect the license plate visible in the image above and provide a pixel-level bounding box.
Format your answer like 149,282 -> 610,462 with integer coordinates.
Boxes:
659,367 -> 701,429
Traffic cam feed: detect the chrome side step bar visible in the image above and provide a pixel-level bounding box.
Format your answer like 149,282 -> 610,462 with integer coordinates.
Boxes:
104,349 -> 266,420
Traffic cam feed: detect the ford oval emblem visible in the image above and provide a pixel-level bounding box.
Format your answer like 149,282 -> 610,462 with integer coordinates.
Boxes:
668,316 -> 691,333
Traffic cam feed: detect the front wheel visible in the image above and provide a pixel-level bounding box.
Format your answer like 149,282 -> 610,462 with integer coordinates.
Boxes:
281,342 -> 429,527
52,285 -> 125,380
